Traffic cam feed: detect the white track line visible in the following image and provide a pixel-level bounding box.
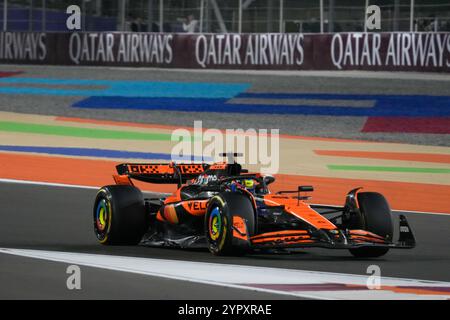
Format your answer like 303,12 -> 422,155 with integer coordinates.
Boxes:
0,178 -> 99,190
1,178 -> 448,216
1,248 -> 449,300
0,248 -> 326,300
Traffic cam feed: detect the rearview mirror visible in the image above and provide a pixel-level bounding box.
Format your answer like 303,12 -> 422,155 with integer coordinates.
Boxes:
263,175 -> 275,185
298,186 -> 314,192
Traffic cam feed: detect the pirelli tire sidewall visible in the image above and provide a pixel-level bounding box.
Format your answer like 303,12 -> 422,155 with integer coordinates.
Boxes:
93,185 -> 147,245
205,192 -> 255,256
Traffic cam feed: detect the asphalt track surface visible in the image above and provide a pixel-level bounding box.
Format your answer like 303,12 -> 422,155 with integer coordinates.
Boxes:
1,181 -> 450,299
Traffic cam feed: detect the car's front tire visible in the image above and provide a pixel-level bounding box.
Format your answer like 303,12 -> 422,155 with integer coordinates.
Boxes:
93,185 -> 148,245
348,192 -> 393,258
205,192 -> 255,256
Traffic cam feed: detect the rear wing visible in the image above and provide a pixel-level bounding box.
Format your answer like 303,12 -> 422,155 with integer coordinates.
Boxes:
116,163 -> 208,184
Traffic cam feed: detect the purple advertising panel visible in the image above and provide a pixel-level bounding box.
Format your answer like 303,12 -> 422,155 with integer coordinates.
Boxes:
1,32 -> 449,72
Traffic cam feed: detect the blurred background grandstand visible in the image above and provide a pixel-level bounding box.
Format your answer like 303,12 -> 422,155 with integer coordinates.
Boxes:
0,0 -> 449,33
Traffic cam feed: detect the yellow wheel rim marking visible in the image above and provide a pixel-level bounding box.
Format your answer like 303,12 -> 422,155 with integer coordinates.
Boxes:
99,207 -> 106,227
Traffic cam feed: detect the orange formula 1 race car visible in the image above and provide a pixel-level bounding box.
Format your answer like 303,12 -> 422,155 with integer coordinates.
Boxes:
93,153 -> 415,258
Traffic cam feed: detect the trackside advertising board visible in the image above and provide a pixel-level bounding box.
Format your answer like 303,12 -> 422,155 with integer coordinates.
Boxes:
1,32 -> 449,72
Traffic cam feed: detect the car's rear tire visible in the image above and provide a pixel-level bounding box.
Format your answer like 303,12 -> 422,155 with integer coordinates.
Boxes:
205,192 -> 255,256
348,192 -> 393,258
93,185 -> 148,245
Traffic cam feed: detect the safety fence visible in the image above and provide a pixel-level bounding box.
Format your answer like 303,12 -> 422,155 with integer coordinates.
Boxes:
1,0 -> 450,33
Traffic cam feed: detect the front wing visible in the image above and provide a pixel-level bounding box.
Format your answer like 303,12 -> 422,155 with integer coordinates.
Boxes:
244,215 -> 416,250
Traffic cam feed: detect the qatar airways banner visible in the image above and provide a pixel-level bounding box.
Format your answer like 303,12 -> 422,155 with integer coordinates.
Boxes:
1,32 -> 449,72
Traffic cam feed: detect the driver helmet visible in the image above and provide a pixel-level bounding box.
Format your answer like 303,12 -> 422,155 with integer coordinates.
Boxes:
244,179 -> 255,192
